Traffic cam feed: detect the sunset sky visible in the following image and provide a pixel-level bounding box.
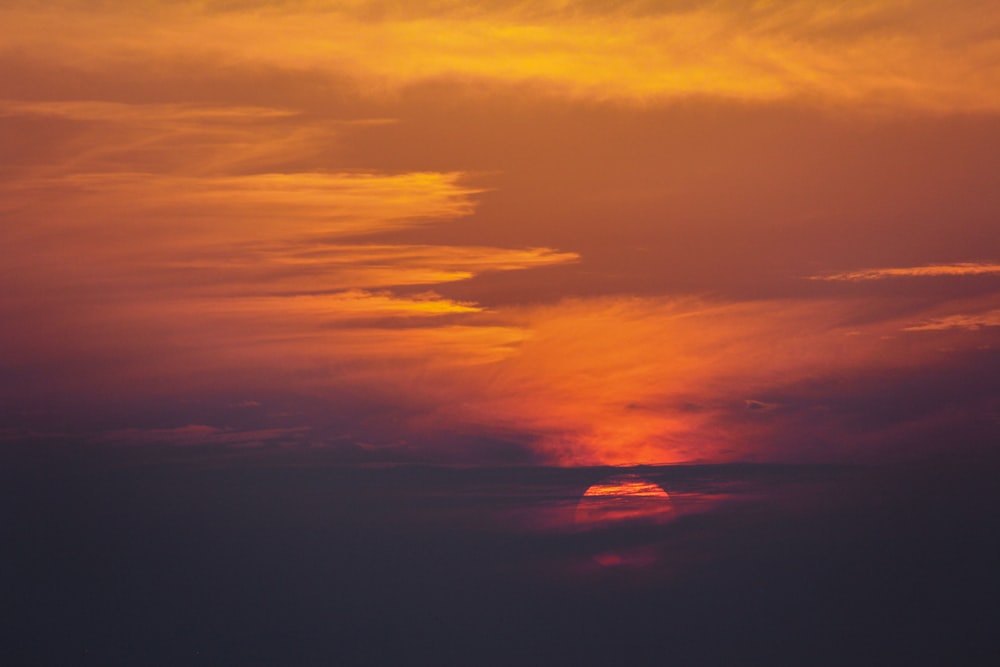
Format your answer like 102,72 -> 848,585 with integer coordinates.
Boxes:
3,3 -> 1000,662
4,0 -> 998,467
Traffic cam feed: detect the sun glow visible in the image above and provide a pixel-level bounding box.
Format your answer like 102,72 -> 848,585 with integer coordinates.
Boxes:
572,473 -> 675,568
574,474 -> 674,528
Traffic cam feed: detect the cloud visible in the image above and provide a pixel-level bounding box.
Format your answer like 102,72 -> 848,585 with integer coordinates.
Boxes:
0,98 -> 471,236
0,96 -> 577,439
397,297 -> 908,464
1,3 -> 997,469
811,262 -> 1000,282
393,292 -> 999,465
744,399 -> 780,412
0,97 -> 574,305
5,283 -> 995,465
100,424 -> 313,447
4,1 -> 1000,111
903,309 -> 1000,331
0,98 -> 356,178
0,99 -> 299,123
169,244 -> 578,297
5,171 -> 481,240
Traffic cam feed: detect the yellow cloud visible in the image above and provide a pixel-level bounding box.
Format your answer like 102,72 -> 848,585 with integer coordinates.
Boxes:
4,1 -> 1000,111
7,171 -> 479,238
0,99 -> 299,123
812,262 -> 1000,281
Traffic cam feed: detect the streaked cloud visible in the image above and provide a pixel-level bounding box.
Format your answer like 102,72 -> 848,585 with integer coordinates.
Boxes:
903,309 -> 1000,332
1,1 -> 997,470
0,98 -> 355,180
0,96 -> 574,300
100,424 -> 313,448
4,1 -> 1000,111
159,244 -> 578,297
404,296 -> 962,465
5,171 -> 481,243
0,99 -> 299,123
0,93 -> 577,437
811,262 -> 1000,282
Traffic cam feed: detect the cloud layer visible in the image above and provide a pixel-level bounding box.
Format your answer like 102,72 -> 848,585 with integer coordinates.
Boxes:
5,1 -> 1000,111
1,1 -> 997,466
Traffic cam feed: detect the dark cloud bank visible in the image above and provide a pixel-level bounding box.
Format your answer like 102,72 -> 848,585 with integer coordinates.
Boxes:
3,442 -> 998,666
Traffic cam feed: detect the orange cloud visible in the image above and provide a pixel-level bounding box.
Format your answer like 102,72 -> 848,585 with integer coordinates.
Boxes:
0,96 -> 577,424
401,293 -> 1000,465
902,309 -> 1000,332
4,1 -> 1000,111
812,262 -> 1000,281
6,171 -> 479,237
0,100 -> 476,244
2,2 -> 996,470
0,97 -> 574,302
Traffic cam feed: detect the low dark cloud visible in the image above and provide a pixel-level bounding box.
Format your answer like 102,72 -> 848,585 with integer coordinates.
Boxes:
4,446 -> 997,665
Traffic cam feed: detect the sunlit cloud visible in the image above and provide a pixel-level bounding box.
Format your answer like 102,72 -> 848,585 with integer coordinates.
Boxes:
0,93 -> 576,433
5,171 -> 479,237
0,99 -> 299,123
0,99 -> 362,183
903,309 -> 1000,332
396,292 -> 999,465
178,290 -> 483,320
1,1 -> 997,472
0,99 -> 477,245
0,96 -> 573,302
160,244 -> 578,297
402,297 -> 908,464
3,1 -> 1000,111
812,262 -> 1000,282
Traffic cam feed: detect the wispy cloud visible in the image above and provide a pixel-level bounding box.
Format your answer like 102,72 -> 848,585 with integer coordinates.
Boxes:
0,98 -> 573,302
5,171 -> 479,231
903,309 -> 1000,331
2,2 -> 997,469
159,244 -> 579,297
811,262 -> 1000,282
0,98 -> 357,181
4,1 -> 1000,111
403,297 -> 930,465
0,95 -> 577,438
0,99 -> 299,123
101,424 -> 313,448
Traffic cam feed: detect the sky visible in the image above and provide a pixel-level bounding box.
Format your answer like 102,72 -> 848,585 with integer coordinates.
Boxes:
2,0 -> 999,467
3,2 -> 1000,664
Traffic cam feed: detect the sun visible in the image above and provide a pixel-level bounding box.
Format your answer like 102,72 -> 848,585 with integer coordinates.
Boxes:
574,473 -> 674,528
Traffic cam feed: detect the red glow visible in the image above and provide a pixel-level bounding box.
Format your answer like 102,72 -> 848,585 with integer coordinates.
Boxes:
575,474 -> 674,528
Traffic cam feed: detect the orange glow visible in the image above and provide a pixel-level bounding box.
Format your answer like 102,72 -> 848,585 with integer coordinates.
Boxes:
412,296 -> 955,465
812,262 -> 1000,281
1,0 -> 997,468
575,474 -> 674,528
5,2 -> 1000,111
574,473 -> 675,568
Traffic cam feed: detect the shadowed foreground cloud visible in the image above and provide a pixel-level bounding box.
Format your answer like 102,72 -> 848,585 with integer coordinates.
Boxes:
4,451 -> 998,665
